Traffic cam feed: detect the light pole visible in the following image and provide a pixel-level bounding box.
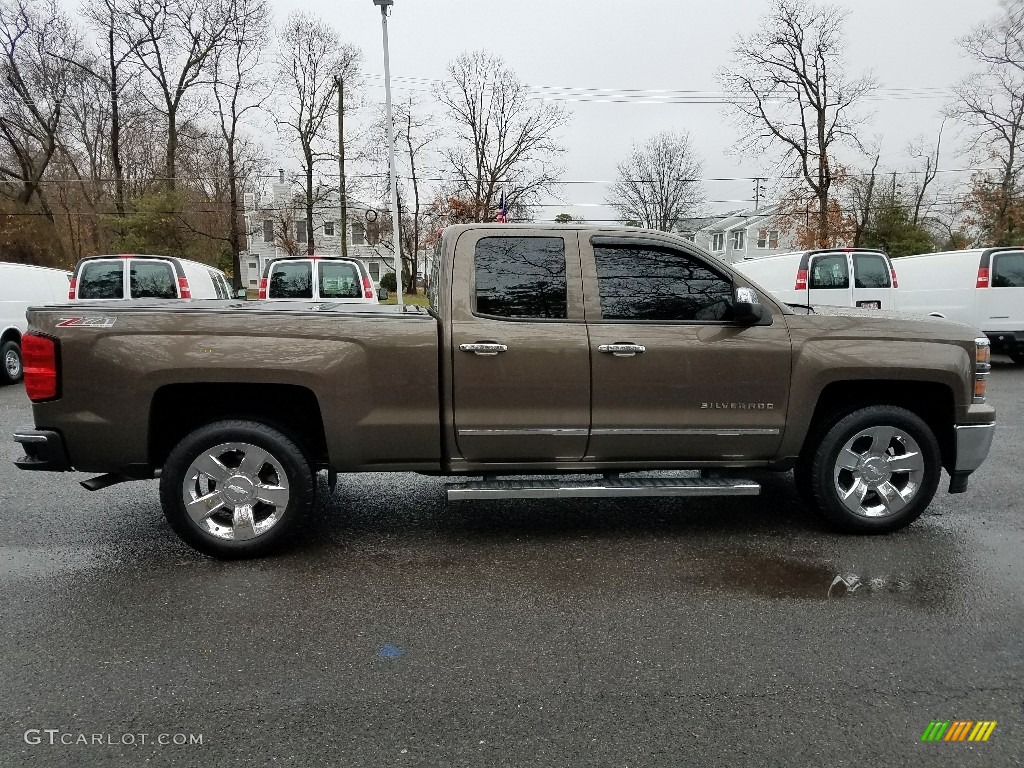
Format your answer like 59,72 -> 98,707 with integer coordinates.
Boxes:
373,0 -> 403,307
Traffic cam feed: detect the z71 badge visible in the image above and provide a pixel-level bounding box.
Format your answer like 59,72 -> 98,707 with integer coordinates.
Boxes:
56,317 -> 117,328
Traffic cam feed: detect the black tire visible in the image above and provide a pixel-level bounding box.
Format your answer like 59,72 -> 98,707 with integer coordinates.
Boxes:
159,420 -> 315,558
1009,351 -> 1024,365
805,405 -> 941,533
1,340 -> 22,385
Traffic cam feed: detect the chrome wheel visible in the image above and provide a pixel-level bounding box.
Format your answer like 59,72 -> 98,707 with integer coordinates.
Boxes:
832,425 -> 925,518
181,441 -> 290,541
4,348 -> 20,379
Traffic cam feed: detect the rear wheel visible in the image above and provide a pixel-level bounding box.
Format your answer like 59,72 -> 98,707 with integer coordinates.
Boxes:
804,405 -> 941,533
1,340 -> 22,385
159,420 -> 315,558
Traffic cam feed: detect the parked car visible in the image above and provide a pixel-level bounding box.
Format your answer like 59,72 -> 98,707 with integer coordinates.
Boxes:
0,262 -> 71,385
894,247 -> 1024,364
258,256 -> 377,303
732,248 -> 897,310
14,225 -> 994,558
69,255 -> 232,301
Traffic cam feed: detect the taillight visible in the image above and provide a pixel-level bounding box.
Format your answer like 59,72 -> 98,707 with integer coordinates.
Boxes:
259,278 -> 268,300
976,267 -> 989,288
795,268 -> 808,290
362,276 -> 375,299
890,266 -> 898,288
22,334 -> 59,402
68,277 -> 77,300
177,276 -> 191,299
974,337 -> 991,403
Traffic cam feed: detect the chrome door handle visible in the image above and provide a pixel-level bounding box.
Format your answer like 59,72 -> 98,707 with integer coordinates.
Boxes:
460,342 -> 509,356
598,343 -> 646,357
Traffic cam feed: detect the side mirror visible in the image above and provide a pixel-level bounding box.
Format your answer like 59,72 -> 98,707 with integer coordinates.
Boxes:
733,286 -> 764,325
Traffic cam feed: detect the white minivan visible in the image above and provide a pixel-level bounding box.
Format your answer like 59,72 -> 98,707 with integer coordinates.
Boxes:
0,262 -> 72,384
69,255 -> 232,301
894,247 -> 1024,364
258,256 -> 378,303
732,248 -> 898,310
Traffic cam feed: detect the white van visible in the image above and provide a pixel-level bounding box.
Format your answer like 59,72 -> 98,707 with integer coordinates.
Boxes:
258,256 -> 378,303
733,248 -> 897,310
69,255 -> 232,301
0,262 -> 72,384
894,247 -> 1024,364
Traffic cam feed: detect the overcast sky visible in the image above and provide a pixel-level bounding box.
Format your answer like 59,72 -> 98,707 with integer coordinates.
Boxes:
271,0 -> 1001,222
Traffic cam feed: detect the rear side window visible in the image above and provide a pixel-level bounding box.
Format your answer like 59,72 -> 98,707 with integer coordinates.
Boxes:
269,262 -> 313,299
78,262 -> 124,299
992,252 -> 1024,287
853,254 -> 891,288
593,244 -> 732,321
809,255 -> 849,289
130,261 -> 177,298
319,262 -> 361,299
474,237 -> 567,319
207,269 -> 228,299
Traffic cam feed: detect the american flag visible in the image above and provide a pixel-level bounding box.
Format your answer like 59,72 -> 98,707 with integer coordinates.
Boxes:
495,191 -> 508,223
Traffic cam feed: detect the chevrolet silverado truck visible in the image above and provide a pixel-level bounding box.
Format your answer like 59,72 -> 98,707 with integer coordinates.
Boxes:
13,225 -> 997,558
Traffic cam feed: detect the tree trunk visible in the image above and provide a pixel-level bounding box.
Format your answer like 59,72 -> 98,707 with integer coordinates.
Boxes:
109,29 -> 126,216
165,107 -> 178,192
304,143 -> 315,255
227,147 -> 241,291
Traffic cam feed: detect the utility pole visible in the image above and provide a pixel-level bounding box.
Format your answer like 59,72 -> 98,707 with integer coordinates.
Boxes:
753,177 -> 766,211
336,74 -> 348,259
374,0 -> 403,306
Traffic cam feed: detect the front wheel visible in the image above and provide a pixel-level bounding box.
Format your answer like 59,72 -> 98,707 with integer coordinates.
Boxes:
802,406 -> 942,533
159,420 -> 315,558
1,340 -> 22,385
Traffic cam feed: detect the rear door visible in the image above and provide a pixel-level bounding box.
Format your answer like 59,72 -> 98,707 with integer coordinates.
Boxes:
267,260 -> 314,299
851,252 -> 893,309
807,252 -> 853,307
987,249 -> 1024,328
76,259 -> 126,300
583,235 -> 790,462
128,258 -> 179,298
450,229 -> 590,462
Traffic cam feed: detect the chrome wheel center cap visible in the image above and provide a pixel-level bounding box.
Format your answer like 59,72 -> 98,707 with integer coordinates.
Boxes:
222,475 -> 256,504
860,456 -> 889,485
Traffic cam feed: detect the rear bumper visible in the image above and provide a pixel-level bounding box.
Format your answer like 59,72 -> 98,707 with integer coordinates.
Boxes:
13,427 -> 72,472
984,331 -> 1024,355
954,423 -> 996,473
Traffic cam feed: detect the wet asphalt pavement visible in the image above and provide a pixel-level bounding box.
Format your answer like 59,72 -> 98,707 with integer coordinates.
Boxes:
1,361 -> 1022,767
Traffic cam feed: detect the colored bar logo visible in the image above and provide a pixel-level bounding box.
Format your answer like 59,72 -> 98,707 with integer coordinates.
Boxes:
921,721 -> 997,742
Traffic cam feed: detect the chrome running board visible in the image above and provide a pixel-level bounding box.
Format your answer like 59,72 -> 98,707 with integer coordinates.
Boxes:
446,476 -> 761,501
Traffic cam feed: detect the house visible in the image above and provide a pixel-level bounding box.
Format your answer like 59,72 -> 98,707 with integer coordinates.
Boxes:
681,204 -> 796,264
240,170 -> 396,291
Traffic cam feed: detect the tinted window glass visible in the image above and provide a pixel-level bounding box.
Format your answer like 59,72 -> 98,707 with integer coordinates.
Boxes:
992,252 -> 1024,287
594,244 -> 732,321
319,262 -> 361,298
474,237 -> 566,319
78,261 -> 124,299
854,254 -> 890,288
810,255 -> 849,289
208,269 -> 226,299
269,262 -> 313,299
130,261 -> 177,298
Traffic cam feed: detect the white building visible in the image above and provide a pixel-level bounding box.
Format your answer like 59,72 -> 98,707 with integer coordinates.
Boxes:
678,204 -> 797,264
240,170 -> 396,291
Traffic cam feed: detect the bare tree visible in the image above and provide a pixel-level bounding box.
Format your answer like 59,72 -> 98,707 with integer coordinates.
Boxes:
212,0 -> 270,290
606,131 -> 706,231
275,10 -> 361,256
0,0 -> 80,216
846,153 -> 879,247
950,0 -> 1024,245
720,0 -> 876,247
124,0 -> 234,191
436,50 -> 569,222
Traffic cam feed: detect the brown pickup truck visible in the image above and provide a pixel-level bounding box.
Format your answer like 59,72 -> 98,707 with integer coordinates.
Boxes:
13,225 -> 996,558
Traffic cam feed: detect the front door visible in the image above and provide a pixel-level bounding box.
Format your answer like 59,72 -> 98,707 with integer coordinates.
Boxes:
451,229 -> 591,462
583,235 -> 791,462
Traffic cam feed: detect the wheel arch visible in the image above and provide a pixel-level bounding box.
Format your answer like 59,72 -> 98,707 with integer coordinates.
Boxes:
1,326 -> 22,346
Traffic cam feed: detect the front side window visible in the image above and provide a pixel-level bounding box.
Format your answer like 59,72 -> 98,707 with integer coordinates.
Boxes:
474,236 -> 566,319
711,233 -> 724,252
77,261 -> 124,299
268,261 -> 313,299
992,251 -> 1024,287
593,244 -> 732,322
319,262 -> 361,299
730,230 -> 745,250
809,255 -> 850,289
854,254 -> 891,288
208,269 -> 227,299
129,261 -> 177,298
